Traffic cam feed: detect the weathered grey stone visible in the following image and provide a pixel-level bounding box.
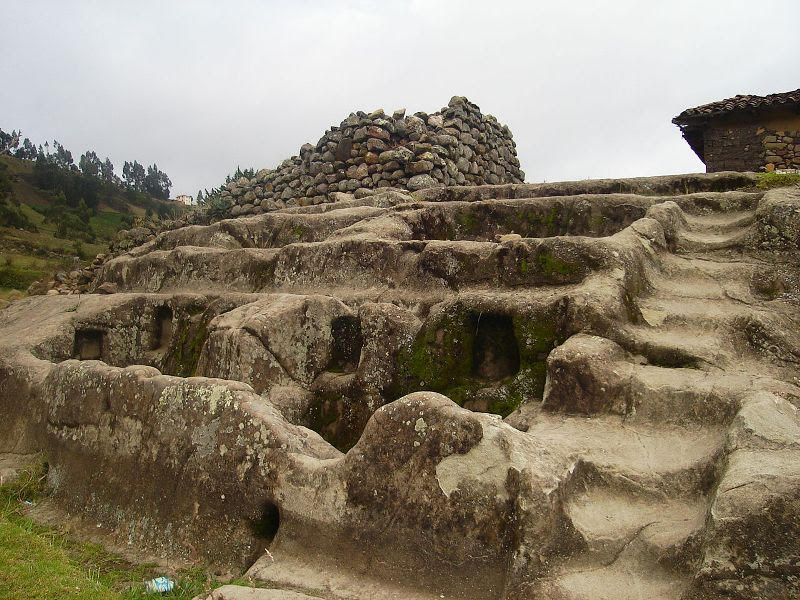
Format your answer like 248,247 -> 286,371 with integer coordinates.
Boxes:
365,126 -> 390,141
346,164 -> 369,180
328,191 -> 354,203
95,282 -> 118,294
427,114 -> 444,128
366,138 -> 387,153
379,147 -> 414,164
409,160 -> 434,174
406,174 -> 440,190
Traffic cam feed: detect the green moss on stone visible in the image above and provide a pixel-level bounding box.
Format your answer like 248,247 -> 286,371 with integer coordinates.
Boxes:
513,315 -> 557,358
391,308 -> 561,418
454,209 -> 480,235
756,172 -> 800,190
590,211 -> 606,233
536,250 -> 579,277
395,304 -> 475,393
508,315 -> 558,407
163,317 -> 209,377
543,206 -> 560,235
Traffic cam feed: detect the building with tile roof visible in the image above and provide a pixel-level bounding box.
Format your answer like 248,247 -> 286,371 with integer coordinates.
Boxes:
673,88 -> 800,172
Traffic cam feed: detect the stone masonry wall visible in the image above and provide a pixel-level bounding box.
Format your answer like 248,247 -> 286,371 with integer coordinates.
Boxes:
761,128 -> 800,172
704,119 -> 800,173
222,96 -> 524,217
703,123 -> 764,172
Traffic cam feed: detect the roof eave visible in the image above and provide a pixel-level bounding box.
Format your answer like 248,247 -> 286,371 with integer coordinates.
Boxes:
674,123 -> 705,163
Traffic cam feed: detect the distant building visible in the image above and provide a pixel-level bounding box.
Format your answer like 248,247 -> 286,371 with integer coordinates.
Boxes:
174,194 -> 193,206
673,88 -> 800,172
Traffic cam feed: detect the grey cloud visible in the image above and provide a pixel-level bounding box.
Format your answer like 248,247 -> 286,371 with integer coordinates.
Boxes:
1,0 -> 798,196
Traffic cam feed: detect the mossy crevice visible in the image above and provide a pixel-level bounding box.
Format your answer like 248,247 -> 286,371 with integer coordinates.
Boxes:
161,312 -> 210,377
453,207 -> 480,235
304,386 -> 368,453
391,305 -> 562,417
328,315 -> 363,373
536,250 -> 579,277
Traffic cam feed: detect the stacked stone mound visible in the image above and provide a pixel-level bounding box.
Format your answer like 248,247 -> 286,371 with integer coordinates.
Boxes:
222,96 -> 524,217
2,173 -> 800,600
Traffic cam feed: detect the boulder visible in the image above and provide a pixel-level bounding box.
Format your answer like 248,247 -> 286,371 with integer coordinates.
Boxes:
407,174 -> 441,191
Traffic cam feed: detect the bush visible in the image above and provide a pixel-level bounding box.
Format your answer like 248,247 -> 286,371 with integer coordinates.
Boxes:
204,195 -> 231,220
42,194 -> 96,242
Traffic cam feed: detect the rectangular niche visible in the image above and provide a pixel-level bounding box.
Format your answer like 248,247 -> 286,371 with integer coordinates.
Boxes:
73,329 -> 104,360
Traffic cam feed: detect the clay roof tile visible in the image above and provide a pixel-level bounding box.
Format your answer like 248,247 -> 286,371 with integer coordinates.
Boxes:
672,88 -> 800,124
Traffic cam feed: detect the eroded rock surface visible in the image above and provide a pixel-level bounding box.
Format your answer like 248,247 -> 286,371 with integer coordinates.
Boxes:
1,173 -> 800,599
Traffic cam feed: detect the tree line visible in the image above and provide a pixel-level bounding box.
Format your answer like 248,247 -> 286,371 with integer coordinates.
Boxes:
0,128 -> 172,200
1,127 -> 182,246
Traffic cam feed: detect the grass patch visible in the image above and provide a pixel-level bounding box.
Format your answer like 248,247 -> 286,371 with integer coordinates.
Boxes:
536,250 -> 578,276
0,258 -> 49,290
0,253 -> 78,293
0,155 -> 33,177
90,212 -> 130,241
1,216 -> 105,257
0,288 -> 25,302
756,172 -> 800,190
0,460 -> 240,599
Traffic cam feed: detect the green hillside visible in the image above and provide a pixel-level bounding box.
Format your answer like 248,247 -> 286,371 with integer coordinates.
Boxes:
0,154 -> 185,302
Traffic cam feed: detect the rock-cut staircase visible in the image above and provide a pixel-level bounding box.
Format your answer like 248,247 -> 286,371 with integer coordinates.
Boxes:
531,201 -> 797,599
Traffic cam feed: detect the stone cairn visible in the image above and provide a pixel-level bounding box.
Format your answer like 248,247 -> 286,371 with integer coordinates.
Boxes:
222,96 -> 524,217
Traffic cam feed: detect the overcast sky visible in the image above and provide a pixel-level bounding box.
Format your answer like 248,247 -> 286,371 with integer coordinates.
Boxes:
2,1 -> 798,197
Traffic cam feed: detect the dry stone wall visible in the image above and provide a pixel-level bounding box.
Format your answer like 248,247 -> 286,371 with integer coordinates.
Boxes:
222,96 -> 524,217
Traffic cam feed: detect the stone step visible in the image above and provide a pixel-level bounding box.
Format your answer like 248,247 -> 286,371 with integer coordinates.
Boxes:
638,295 -> 757,329
524,413 -> 724,496
673,190 -> 761,215
675,227 -> 751,253
564,487 -> 707,564
646,253 -> 761,305
624,364 -> 744,426
193,585 -> 322,600
655,253 -> 757,284
684,210 -> 756,234
620,325 -> 729,368
96,246 -> 280,293
246,534 -> 501,600
536,553 -> 691,600
98,234 -> 608,293
145,205 -> 389,253
538,333 -> 743,427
